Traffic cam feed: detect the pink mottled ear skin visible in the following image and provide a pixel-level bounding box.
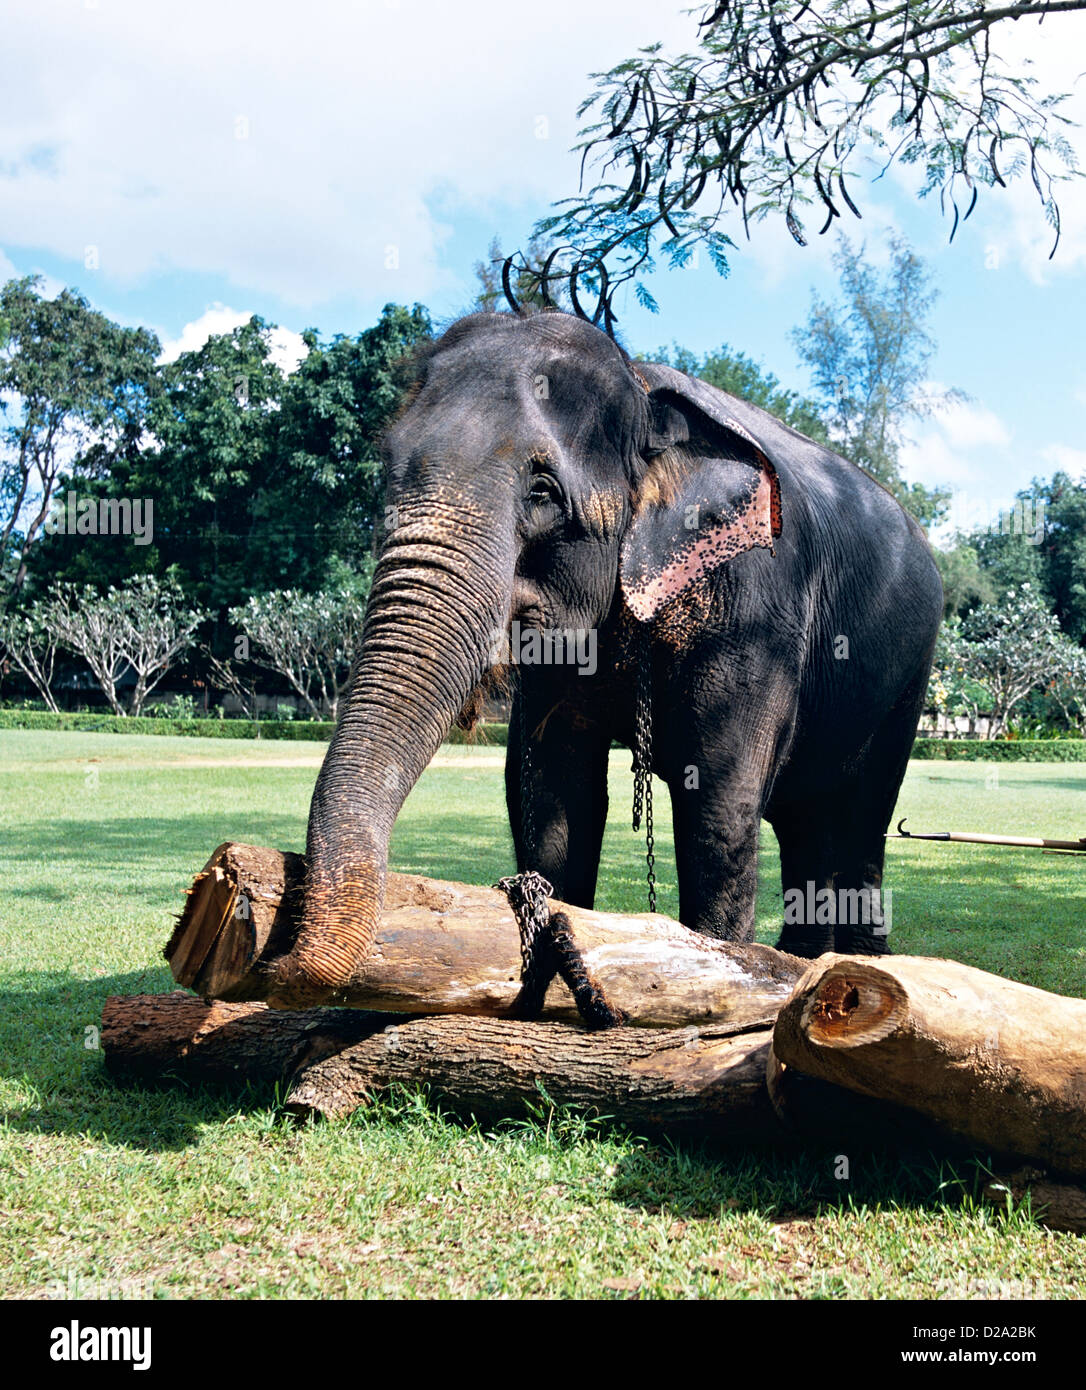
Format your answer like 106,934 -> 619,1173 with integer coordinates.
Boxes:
622,465 -> 781,623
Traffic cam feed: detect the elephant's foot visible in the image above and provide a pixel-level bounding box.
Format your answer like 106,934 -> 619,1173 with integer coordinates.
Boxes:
775,926 -> 835,959
834,930 -> 893,957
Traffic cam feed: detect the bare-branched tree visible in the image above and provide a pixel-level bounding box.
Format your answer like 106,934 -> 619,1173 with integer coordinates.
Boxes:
0,604 -> 63,711
229,588 -> 367,720
47,576 -> 203,716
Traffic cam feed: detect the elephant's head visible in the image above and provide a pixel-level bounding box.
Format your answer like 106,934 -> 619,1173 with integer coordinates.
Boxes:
267,310 -> 782,1007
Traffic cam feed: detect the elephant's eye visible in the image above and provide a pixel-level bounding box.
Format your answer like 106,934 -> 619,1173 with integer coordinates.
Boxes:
526,470 -> 561,507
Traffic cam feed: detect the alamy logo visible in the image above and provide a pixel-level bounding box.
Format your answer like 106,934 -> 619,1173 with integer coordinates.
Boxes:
49,1321 -> 151,1371
783,882 -> 892,935
946,494 -> 1046,546
489,620 -> 597,676
44,491 -> 154,546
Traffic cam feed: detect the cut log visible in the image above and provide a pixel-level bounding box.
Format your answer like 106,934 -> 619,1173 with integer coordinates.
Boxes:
164,842 -> 804,1029
284,1015 -> 781,1132
102,991 -> 1086,1232
772,954 -> 1086,1179
100,992 -> 387,1085
102,991 -> 780,1139
765,1049 -> 954,1152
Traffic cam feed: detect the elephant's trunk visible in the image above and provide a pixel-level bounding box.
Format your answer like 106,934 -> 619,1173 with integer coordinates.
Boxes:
267,510 -> 513,1007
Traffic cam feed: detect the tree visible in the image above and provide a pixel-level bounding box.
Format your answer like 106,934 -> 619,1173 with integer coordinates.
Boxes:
201,644 -> 261,719
933,541 -> 996,619
23,315 -> 286,608
47,575 -> 203,716
473,235 -> 572,313
275,303 -> 432,574
29,304 -> 431,612
142,317 -> 288,610
229,573 -> 370,720
965,471 -> 1086,641
790,235 -> 957,521
1046,643 -> 1086,733
0,277 -> 159,605
934,584 -> 1076,737
0,603 -> 63,710
928,620 -> 994,736
526,1 -> 1081,323
648,341 -> 831,443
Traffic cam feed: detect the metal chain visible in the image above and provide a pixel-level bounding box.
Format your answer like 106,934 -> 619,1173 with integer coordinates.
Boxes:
517,679 -> 536,860
511,652 -> 656,934
632,624 -> 657,913
493,677 -> 554,1011
492,868 -> 554,986
493,675 -> 626,1027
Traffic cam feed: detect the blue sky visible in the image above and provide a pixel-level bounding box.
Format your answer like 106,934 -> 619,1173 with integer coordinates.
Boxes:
3,0 -> 1085,541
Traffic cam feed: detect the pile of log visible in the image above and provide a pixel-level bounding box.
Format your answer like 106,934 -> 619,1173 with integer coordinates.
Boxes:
102,842 -> 1086,1231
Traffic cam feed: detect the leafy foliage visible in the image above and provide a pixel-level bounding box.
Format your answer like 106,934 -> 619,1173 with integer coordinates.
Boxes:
969,472 -> 1086,643
933,542 -> 997,619
790,234 -> 957,519
0,277 -> 159,605
647,341 -> 831,443
26,304 -> 432,612
929,584 -> 1080,737
527,0 -> 1081,323
275,303 -> 432,578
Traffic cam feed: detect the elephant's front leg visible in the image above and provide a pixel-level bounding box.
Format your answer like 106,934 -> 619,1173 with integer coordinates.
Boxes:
505,693 -> 611,907
668,765 -> 765,943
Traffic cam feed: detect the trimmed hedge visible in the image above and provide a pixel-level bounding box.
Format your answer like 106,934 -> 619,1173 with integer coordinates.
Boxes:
911,737 -> 1086,762
0,709 -> 514,745
0,709 -> 337,741
1,711 -> 1082,759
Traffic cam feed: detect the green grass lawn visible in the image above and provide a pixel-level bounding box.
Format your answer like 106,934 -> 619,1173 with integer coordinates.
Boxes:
1,729 -> 1083,1299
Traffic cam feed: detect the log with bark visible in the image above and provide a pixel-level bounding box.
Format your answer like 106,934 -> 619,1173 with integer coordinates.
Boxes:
144,841 -> 1086,1189
772,954 -> 1086,1180
102,991 -> 781,1138
164,842 -> 804,1029
101,992 -> 1086,1231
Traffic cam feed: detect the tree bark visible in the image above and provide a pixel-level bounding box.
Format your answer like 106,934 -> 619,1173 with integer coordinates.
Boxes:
100,992 -> 387,1085
164,842 -> 805,1029
772,954 -> 1086,1180
101,991 -> 1086,1229
102,991 -> 780,1139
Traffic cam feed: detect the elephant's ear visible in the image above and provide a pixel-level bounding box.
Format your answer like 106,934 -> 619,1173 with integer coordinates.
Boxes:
621,370 -> 783,623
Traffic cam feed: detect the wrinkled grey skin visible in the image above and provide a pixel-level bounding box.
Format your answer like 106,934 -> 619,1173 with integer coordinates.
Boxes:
267,310 -> 943,1008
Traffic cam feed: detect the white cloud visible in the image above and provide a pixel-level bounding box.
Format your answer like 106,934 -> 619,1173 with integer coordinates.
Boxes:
0,0 -> 691,311
1040,443 -> 1086,477
901,430 -> 982,489
927,390 -> 1012,451
159,304 -> 307,373
900,385 -> 1014,492
950,15 -> 1086,282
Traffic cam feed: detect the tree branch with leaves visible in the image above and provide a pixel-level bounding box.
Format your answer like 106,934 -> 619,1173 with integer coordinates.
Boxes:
517,0 -> 1081,324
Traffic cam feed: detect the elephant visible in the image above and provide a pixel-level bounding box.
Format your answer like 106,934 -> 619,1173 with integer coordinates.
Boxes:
267,308 -> 943,1008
